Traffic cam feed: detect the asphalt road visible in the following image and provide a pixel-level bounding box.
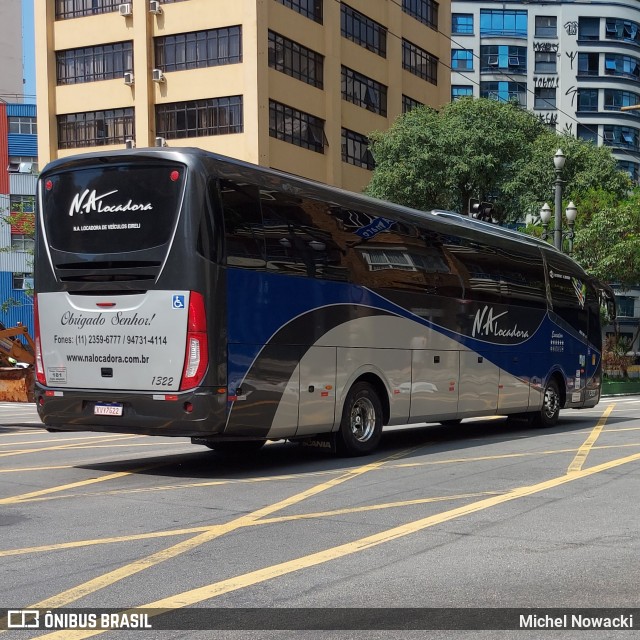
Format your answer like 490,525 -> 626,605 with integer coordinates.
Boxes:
0,398 -> 639,639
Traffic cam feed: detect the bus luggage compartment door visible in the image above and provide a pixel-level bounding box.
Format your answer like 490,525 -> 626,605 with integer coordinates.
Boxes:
297,346 -> 337,436
409,350 -> 459,422
458,351 -> 499,414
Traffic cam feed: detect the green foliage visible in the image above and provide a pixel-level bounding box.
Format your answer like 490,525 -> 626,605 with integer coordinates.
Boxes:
572,195 -> 640,287
366,98 -> 547,216
366,98 -> 631,223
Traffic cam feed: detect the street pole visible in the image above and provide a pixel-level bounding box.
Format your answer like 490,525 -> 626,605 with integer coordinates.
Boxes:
552,149 -> 566,251
554,167 -> 563,250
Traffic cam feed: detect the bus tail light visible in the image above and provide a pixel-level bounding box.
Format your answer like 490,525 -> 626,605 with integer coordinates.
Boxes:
180,291 -> 208,390
34,294 -> 46,385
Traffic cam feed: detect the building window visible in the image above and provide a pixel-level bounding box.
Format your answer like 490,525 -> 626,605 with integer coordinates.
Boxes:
269,100 -> 326,153
8,117 -> 37,134
481,45 -> 527,73
8,157 -> 38,173
57,108 -> 134,149
615,296 -> 636,317
275,0 -> 322,24
534,51 -> 557,74
605,18 -> 640,44
56,42 -> 133,85
481,81 -> 526,107
578,89 -> 599,111
578,17 -> 600,41
342,128 -> 375,170
577,52 -> 599,77
617,161 -> 639,183
9,194 -> 35,214
268,31 -> 323,88
402,95 -> 423,112
605,89 -> 640,113
452,49 -> 473,71
341,67 -> 387,116
604,54 -> 640,79
452,14 -> 473,35
402,39 -> 438,85
11,235 -> 35,252
55,0 -> 119,20
340,3 -> 387,58
452,86 -> 473,101
156,96 -> 243,139
12,273 -> 33,290
480,9 -> 528,38
534,88 -> 556,110
402,0 -> 438,31
535,16 -> 557,38
577,124 -> 598,143
603,125 -> 640,150
155,26 -> 242,72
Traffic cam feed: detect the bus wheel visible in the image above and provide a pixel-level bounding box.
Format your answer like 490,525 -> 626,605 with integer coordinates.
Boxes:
205,440 -> 266,455
536,379 -> 561,427
337,382 -> 383,456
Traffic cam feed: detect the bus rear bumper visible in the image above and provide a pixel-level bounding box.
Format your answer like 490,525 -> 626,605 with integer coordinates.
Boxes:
34,385 -> 227,437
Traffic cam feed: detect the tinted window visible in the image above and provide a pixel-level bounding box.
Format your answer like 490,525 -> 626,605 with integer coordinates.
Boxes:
547,255 -> 588,337
220,180 -> 266,268
261,191 -> 347,280
41,164 -> 185,254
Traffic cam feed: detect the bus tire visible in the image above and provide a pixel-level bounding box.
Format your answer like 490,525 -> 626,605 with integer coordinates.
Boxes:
535,378 -> 561,428
337,382 -> 383,456
205,440 -> 266,455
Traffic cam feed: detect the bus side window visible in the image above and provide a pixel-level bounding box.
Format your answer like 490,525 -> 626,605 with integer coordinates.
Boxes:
198,180 -> 224,264
546,256 -> 589,337
261,191 -> 347,280
220,180 -> 266,269
498,250 -> 547,309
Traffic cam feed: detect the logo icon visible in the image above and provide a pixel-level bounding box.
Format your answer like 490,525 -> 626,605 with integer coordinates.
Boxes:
172,295 -> 185,309
8,610 -> 40,629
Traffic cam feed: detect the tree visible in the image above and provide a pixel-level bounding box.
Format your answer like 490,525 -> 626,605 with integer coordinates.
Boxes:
572,194 -> 640,288
366,98 -> 631,222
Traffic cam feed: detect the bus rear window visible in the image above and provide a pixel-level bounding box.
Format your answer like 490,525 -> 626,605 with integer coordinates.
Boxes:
41,164 -> 185,254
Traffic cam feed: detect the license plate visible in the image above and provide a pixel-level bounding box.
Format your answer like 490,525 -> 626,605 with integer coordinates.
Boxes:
94,403 -> 123,416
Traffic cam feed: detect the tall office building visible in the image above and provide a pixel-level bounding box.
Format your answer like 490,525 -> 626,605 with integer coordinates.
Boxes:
0,0 -> 24,101
451,0 -> 640,182
35,0 -> 451,193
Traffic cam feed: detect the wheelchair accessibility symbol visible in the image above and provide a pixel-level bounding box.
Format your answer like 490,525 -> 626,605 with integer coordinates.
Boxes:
172,295 -> 185,309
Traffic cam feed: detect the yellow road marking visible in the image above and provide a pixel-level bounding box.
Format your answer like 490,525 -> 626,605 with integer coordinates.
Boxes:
0,464 -> 74,474
0,463 -> 168,505
27,448 -> 413,610
33,449 -> 640,640
567,403 -> 615,474
0,490 -> 500,558
0,434 -> 140,458
0,434 -> 136,447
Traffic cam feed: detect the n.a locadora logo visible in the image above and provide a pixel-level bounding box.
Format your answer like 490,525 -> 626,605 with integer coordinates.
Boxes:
68,189 -> 153,216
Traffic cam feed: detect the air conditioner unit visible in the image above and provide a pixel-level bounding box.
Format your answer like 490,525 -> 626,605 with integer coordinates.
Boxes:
119,3 -> 132,17
152,68 -> 165,83
125,139 -> 136,149
123,72 -> 134,85
155,136 -> 167,147
149,0 -> 162,14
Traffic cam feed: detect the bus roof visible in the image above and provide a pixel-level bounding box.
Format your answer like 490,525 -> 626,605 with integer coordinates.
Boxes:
40,146 -> 572,261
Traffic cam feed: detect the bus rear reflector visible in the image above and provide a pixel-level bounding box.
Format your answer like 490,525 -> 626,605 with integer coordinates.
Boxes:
180,291 -> 208,390
34,295 -> 46,385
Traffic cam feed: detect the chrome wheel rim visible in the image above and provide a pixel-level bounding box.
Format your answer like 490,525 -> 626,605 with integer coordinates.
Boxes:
350,397 -> 376,442
543,385 -> 559,420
